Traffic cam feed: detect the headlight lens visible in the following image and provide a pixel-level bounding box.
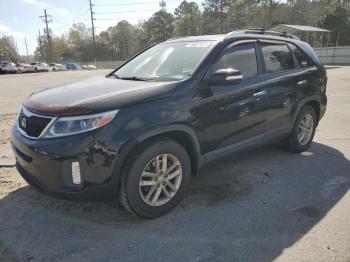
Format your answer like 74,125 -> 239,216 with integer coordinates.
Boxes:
44,110 -> 119,138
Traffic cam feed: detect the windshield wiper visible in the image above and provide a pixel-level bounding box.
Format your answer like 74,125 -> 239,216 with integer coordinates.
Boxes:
118,76 -> 155,81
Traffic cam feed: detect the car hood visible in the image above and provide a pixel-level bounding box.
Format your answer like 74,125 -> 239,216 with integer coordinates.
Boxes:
23,76 -> 177,116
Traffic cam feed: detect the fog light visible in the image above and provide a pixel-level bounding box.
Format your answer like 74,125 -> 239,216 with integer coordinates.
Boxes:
71,161 -> 81,184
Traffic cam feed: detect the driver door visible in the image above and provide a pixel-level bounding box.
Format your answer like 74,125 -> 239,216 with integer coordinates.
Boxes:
197,41 -> 269,154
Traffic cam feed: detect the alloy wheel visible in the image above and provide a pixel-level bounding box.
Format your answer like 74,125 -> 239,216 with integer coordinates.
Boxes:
298,113 -> 314,145
139,154 -> 182,207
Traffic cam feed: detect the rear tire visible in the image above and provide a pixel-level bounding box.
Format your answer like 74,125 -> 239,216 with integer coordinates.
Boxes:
119,139 -> 191,218
283,105 -> 317,153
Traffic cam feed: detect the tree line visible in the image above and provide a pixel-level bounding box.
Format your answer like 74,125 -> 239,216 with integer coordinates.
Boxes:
1,0 -> 349,63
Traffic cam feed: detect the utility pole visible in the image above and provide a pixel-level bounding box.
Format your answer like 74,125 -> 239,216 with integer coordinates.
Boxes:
15,40 -> 19,63
268,0 -> 273,27
159,0 -> 166,40
159,0 -> 166,11
40,9 -> 53,63
24,37 -> 29,64
220,0 -> 223,33
89,0 -> 96,64
38,29 -> 43,62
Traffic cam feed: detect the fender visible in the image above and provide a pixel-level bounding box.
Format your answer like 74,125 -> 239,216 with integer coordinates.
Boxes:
112,124 -> 203,190
135,124 -> 203,169
292,95 -> 321,124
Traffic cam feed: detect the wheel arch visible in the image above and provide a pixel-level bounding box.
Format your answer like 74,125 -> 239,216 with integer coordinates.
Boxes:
134,125 -> 202,174
294,96 -> 321,125
116,124 -> 202,180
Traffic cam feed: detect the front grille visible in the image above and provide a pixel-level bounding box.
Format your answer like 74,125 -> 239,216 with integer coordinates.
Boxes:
18,108 -> 53,138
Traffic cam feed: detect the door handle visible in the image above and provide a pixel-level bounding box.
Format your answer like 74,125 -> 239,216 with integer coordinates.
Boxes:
297,80 -> 307,86
253,90 -> 267,97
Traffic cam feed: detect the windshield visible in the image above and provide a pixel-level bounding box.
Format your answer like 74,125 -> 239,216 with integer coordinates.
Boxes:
114,41 -> 215,81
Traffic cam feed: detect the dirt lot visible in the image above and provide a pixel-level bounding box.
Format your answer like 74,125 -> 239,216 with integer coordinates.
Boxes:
0,68 -> 349,262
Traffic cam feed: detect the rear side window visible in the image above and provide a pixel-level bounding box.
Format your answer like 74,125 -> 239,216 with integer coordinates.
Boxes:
213,43 -> 258,78
289,44 -> 311,68
260,43 -> 295,73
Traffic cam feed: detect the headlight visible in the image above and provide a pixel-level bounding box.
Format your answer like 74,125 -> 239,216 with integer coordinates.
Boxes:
44,110 -> 119,138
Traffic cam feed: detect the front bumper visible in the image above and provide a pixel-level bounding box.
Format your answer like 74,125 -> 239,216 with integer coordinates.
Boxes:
11,123 -> 131,201
4,69 -> 17,73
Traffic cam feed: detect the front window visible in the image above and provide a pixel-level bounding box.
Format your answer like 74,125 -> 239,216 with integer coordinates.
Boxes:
114,41 -> 215,82
213,43 -> 258,79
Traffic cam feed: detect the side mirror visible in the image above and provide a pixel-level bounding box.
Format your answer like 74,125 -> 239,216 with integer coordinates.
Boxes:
210,68 -> 243,85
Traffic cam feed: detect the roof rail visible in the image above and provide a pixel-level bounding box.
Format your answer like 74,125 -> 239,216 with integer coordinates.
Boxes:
167,36 -> 192,41
236,28 -> 299,40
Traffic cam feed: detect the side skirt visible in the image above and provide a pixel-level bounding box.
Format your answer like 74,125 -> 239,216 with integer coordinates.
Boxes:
200,126 -> 292,167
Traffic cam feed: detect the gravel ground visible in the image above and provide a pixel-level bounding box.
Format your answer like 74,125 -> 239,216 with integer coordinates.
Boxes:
0,68 -> 349,262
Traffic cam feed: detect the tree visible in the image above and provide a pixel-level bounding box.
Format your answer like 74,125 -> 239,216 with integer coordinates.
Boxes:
202,0 -> 233,33
143,11 -> 175,45
318,6 -> 350,45
174,1 -> 202,36
111,20 -> 143,60
67,23 -> 93,61
0,36 -> 18,61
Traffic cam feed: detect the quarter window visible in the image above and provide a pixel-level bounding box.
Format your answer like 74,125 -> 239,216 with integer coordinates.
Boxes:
260,44 -> 295,73
289,44 -> 311,68
213,43 -> 258,78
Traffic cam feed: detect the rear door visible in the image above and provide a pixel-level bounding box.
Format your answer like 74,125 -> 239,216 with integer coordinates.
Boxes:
288,43 -> 320,97
257,40 -> 301,135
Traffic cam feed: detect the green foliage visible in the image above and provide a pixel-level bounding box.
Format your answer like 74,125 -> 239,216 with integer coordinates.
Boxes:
32,0 -> 350,63
174,1 -> 201,36
143,11 -> 175,45
318,6 -> 350,46
0,36 -> 18,61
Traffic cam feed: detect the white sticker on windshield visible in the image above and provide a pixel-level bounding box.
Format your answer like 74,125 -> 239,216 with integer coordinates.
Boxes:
185,42 -> 212,48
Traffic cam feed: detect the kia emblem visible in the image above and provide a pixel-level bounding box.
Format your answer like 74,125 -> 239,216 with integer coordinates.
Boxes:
21,118 -> 27,128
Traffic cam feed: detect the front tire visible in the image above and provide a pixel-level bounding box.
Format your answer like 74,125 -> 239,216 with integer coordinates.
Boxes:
119,139 -> 191,218
283,105 -> 317,153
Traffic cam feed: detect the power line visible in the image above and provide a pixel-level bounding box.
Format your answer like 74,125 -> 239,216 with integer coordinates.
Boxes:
94,9 -> 159,14
54,9 -> 90,33
94,1 -> 159,6
93,0 -> 179,6
95,17 -> 150,21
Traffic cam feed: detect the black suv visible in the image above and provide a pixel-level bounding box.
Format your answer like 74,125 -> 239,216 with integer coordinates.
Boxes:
12,30 -> 327,218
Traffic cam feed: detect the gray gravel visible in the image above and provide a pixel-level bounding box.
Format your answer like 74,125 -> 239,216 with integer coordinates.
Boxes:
0,67 -> 349,262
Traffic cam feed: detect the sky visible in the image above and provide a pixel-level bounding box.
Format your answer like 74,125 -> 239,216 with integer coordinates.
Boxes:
0,0 -> 203,56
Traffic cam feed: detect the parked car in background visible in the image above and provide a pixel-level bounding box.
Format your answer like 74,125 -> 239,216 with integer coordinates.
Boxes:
80,64 -> 97,70
16,63 -> 36,73
64,63 -> 78,70
0,61 -> 18,74
50,63 -> 66,71
30,62 -> 49,72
